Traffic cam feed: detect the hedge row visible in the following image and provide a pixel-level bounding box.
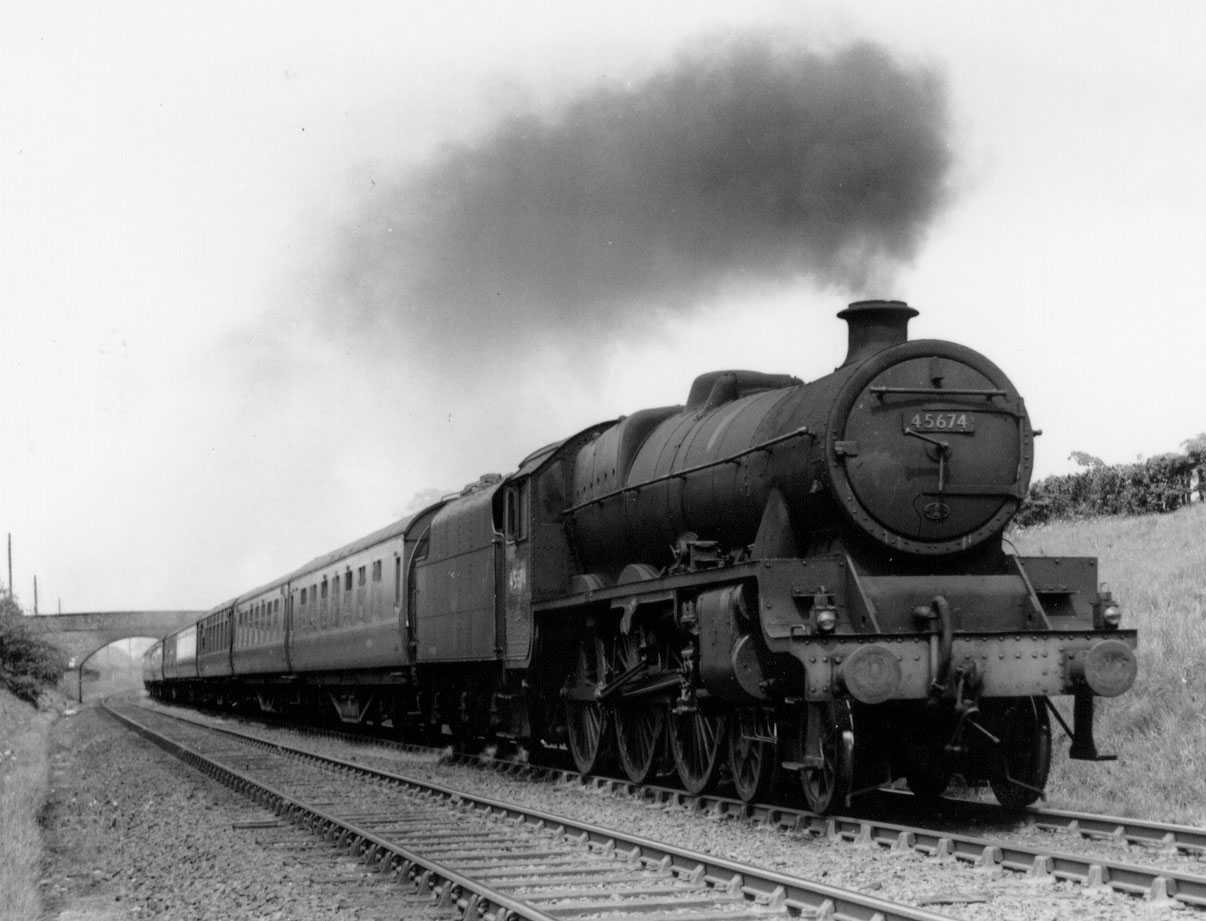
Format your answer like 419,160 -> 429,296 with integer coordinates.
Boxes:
1015,452 -> 1203,527
0,595 -> 67,703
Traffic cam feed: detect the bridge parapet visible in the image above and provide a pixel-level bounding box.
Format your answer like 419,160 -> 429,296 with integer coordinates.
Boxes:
25,611 -> 202,639
25,611 -> 204,699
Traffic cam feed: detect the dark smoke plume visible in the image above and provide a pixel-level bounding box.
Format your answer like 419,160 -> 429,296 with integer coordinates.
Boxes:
333,36 -> 950,357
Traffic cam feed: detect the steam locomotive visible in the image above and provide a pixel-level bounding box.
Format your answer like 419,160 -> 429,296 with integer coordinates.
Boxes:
144,300 -> 1138,812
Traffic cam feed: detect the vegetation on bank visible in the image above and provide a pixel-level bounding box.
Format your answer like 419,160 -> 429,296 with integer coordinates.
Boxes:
0,598 -> 65,918
1010,502 -> 1206,823
0,687 -> 59,921
1015,435 -> 1204,526
0,595 -> 68,703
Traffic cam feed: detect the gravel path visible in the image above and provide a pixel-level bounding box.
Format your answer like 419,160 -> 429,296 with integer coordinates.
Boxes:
38,704 -> 448,921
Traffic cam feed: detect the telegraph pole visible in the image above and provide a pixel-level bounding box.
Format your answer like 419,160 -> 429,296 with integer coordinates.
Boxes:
33,575 -> 38,615
6,532 -> 11,600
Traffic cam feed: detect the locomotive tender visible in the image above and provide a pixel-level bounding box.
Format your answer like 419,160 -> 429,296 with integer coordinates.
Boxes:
145,300 -> 1138,812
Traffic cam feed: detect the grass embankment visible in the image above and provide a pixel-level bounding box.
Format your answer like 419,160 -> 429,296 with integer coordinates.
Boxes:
0,689 -> 62,921
1010,502 -> 1206,823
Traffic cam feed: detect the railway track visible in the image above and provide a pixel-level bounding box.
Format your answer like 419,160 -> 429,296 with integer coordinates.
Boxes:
146,703 -> 1206,910
105,702 -> 962,921
201,710 -> 1206,860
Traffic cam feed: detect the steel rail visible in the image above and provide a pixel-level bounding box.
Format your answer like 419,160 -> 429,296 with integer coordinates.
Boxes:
874,787 -> 1206,856
1029,805 -> 1206,855
105,704 -> 563,921
553,776 -> 1206,907
145,703 -> 1206,907
115,703 -> 958,921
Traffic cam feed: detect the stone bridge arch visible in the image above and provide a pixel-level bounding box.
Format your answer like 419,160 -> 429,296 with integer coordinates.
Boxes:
24,611 -> 202,701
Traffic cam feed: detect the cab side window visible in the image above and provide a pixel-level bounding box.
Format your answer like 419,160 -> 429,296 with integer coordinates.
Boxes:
504,481 -> 528,540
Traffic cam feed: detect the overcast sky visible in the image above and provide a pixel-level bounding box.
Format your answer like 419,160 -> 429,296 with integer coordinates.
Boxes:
3,1 -> 1204,611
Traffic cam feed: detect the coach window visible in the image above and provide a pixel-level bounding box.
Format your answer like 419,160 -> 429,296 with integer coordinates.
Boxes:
345,570 -> 353,592
321,577 -> 328,599
372,560 -> 382,582
358,565 -> 366,587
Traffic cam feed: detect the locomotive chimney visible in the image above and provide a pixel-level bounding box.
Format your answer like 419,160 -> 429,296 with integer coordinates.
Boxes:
837,299 -> 919,368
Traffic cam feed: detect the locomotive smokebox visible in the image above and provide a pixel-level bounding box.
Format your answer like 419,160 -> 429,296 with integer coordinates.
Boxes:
837,299 -> 919,367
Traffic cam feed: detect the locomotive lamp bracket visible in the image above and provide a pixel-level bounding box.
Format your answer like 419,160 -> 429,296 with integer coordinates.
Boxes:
812,590 -> 838,633
1092,588 -> 1122,630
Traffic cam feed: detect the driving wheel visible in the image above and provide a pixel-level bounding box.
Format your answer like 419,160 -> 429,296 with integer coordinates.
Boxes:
728,707 -> 776,803
670,701 -> 726,795
612,631 -> 667,783
565,634 -> 612,774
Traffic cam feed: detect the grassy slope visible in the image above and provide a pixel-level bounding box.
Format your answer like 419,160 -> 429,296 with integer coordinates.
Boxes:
0,689 -> 59,921
1009,502 -> 1206,823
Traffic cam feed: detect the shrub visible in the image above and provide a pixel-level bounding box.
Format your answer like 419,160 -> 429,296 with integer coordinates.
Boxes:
0,597 -> 67,703
1016,451 -> 1201,526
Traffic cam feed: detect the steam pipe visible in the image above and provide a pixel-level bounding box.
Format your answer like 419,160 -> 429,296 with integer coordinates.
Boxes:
929,595 -> 953,696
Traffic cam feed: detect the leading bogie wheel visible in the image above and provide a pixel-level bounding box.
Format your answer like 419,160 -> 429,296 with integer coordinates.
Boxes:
565,635 -> 612,775
801,700 -> 853,814
987,696 -> 1051,811
728,707 -> 776,803
904,739 -> 951,803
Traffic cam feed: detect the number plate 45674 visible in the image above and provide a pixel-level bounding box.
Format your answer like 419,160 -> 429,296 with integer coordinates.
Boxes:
904,411 -> 975,433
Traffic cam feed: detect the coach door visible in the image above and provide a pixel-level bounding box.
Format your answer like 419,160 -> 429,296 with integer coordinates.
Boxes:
283,590 -> 294,673
502,477 -> 533,665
